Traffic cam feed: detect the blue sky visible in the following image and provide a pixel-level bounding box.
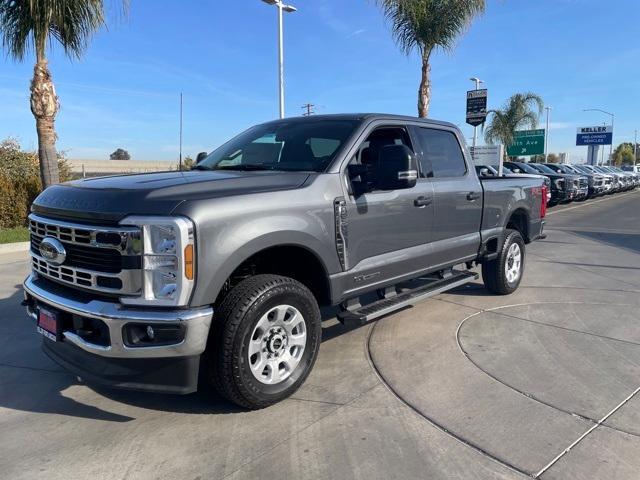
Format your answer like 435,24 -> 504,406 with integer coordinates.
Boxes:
1,0 -> 638,162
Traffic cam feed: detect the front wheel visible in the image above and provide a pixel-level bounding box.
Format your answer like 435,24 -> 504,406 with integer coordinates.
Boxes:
206,274 -> 321,409
482,229 -> 525,295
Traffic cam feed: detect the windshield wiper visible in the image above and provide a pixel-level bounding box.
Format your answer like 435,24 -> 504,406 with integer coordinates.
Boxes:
215,164 -> 276,171
191,164 -> 212,171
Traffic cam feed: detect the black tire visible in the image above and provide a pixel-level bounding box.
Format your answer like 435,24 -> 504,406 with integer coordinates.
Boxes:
205,274 -> 321,409
482,229 -> 525,295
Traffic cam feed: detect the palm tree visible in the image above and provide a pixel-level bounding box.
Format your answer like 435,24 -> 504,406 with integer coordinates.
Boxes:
376,0 -> 485,117
484,92 -> 544,158
0,1 -> 126,188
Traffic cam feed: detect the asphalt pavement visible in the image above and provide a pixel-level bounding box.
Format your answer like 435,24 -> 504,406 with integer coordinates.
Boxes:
1,190 -> 639,480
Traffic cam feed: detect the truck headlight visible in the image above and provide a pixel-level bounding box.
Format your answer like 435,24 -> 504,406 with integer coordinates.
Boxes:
119,216 -> 195,307
554,178 -> 565,189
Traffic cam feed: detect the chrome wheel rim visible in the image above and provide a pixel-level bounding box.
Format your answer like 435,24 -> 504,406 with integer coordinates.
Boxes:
247,304 -> 307,385
505,243 -> 522,284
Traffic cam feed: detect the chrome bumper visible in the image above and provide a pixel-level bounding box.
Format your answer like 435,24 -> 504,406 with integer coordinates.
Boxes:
23,274 -> 213,359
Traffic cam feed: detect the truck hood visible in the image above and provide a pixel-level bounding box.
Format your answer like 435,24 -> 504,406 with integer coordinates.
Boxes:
32,170 -> 310,223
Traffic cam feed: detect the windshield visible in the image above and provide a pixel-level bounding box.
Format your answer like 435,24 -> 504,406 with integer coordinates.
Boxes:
573,165 -> 591,174
542,163 -> 561,173
531,163 -> 556,174
507,162 -> 539,174
196,119 -> 360,172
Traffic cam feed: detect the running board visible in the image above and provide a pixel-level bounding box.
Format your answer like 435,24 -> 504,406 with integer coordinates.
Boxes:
337,270 -> 478,327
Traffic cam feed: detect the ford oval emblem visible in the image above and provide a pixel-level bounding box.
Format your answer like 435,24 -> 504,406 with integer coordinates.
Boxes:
39,237 -> 67,266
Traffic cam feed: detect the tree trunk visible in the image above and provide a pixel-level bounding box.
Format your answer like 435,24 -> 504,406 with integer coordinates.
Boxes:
417,49 -> 432,118
30,58 -> 60,188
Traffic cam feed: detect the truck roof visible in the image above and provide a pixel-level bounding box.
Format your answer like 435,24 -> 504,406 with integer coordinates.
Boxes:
260,113 -> 459,130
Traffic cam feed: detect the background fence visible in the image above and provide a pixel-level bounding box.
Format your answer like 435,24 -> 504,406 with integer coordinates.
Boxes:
68,159 -> 178,178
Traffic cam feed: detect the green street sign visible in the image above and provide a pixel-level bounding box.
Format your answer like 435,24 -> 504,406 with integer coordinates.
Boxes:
507,129 -> 545,156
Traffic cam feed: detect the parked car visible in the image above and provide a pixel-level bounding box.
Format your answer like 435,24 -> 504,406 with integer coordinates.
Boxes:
593,166 -> 625,192
578,165 -> 615,194
475,165 -> 499,177
23,114 -> 547,409
561,164 -> 605,198
505,161 -> 569,205
608,166 -> 639,189
621,164 -> 640,175
539,163 -> 589,200
569,164 -> 608,196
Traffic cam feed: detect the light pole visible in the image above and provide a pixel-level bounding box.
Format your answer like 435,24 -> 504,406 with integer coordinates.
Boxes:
469,77 -> 484,160
544,106 -> 551,162
262,0 -> 297,119
634,129 -> 638,164
583,108 -> 614,165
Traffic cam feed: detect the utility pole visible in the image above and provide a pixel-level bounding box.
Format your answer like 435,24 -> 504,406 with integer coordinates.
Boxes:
634,129 -> 638,164
544,106 -> 551,162
301,103 -> 315,116
179,92 -> 183,171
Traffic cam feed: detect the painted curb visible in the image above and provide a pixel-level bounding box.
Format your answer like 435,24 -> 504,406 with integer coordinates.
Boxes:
0,241 -> 30,255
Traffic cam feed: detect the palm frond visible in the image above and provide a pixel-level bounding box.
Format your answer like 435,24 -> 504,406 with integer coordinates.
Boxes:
0,0 -> 128,61
376,0 -> 485,56
483,91 -> 545,147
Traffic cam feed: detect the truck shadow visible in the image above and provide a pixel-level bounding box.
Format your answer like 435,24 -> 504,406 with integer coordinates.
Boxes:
568,229 -> 640,255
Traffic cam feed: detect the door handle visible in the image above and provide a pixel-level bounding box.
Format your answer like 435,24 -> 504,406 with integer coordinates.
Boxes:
414,196 -> 432,207
466,192 -> 481,201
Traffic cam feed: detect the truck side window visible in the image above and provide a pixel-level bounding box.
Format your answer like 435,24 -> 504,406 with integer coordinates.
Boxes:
349,127 -> 413,191
415,128 -> 467,178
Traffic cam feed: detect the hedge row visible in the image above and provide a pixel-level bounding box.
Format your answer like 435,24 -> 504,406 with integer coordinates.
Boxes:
0,138 -> 71,229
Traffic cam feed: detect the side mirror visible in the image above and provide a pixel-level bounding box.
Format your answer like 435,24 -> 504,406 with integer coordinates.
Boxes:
479,167 -> 491,177
376,144 -> 418,190
196,152 -> 208,164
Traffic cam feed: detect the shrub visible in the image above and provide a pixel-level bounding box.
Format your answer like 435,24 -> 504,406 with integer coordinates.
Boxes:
0,138 -> 71,228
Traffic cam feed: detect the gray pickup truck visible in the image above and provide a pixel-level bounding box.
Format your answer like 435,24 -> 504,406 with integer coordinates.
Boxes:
23,114 -> 547,409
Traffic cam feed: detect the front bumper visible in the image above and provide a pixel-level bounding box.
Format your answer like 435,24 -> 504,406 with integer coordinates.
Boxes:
23,274 -> 213,393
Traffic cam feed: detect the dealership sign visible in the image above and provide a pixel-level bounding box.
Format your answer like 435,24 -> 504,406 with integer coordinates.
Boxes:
576,125 -> 612,146
466,89 -> 488,127
470,145 -> 503,166
506,129 -> 545,156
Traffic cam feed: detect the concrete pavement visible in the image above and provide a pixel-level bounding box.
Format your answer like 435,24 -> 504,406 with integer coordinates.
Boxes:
1,190 -> 639,479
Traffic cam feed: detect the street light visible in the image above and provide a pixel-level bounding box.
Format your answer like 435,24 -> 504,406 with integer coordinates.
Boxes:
544,106 -> 551,162
583,108 -> 614,165
469,77 -> 484,159
262,0 -> 297,119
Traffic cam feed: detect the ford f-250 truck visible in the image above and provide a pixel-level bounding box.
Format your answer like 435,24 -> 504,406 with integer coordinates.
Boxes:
23,114 -> 547,409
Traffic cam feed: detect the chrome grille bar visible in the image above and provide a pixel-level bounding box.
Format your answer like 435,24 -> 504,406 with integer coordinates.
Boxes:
29,213 -> 142,255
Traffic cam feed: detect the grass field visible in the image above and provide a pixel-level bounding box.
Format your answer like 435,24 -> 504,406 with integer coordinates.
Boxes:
0,227 -> 29,244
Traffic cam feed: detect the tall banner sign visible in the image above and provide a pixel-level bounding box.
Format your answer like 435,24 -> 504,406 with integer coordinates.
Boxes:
466,89 -> 488,127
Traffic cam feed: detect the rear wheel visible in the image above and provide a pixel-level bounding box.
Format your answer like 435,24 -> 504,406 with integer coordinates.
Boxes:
206,274 -> 321,409
482,229 -> 525,295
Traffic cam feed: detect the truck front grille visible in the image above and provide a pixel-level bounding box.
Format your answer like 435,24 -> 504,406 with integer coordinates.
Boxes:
30,235 -> 125,273
28,214 -> 142,295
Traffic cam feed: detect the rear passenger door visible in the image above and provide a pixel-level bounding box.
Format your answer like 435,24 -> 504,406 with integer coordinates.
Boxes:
411,125 -> 483,268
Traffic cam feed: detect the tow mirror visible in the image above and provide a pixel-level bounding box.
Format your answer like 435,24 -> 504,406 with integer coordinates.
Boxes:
196,152 -> 208,164
376,144 -> 418,190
